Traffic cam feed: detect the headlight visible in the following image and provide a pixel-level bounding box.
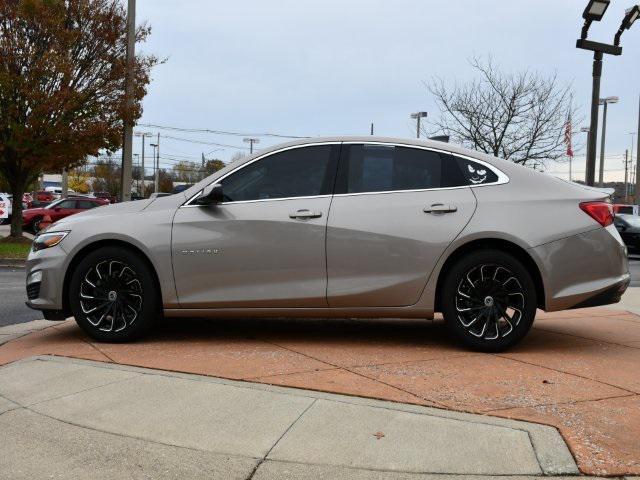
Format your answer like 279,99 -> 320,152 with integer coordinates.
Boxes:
32,231 -> 69,252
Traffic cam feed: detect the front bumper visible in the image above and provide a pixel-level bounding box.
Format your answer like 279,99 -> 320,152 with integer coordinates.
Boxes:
531,225 -> 630,311
25,244 -> 69,312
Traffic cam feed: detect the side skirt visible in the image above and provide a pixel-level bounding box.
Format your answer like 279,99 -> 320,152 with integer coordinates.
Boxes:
163,307 -> 434,319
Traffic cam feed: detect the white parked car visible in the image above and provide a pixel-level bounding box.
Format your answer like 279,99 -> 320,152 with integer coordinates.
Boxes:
0,193 -> 12,225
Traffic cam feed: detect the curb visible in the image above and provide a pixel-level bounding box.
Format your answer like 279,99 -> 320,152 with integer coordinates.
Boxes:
0,258 -> 26,268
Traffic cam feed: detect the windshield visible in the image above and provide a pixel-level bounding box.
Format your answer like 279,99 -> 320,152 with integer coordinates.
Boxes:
44,199 -> 66,209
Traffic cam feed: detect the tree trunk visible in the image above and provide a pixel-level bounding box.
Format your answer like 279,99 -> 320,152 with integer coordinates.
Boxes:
9,184 -> 24,238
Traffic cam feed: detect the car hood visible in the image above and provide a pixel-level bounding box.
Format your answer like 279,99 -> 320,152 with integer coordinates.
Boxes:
49,199 -> 155,230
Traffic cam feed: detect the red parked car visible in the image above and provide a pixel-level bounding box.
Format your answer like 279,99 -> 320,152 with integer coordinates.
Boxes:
22,197 -> 109,233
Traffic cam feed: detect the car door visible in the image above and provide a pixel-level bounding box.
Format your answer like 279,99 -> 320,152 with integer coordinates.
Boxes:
172,143 -> 340,308
326,143 -> 478,307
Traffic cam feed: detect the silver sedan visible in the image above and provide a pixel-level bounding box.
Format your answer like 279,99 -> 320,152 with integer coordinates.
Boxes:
25,137 -> 629,351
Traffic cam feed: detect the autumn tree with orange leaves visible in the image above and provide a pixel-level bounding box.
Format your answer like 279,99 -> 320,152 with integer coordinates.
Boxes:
0,0 -> 158,237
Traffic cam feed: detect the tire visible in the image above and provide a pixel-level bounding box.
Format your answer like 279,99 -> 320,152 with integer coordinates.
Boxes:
440,249 -> 537,352
31,216 -> 43,234
69,246 -> 159,342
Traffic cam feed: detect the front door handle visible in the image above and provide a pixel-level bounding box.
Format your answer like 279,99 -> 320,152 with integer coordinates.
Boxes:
423,203 -> 458,214
289,209 -> 323,220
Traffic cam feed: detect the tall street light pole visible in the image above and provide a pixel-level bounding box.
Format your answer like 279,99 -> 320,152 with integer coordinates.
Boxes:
576,0 -> 623,186
410,112 -> 428,138
598,96 -> 619,186
243,138 -> 260,154
625,150 -> 630,201
636,94 -> 640,204
120,0 -> 136,202
149,143 -> 157,193
580,126 -> 591,183
134,132 -> 152,197
154,133 -> 160,193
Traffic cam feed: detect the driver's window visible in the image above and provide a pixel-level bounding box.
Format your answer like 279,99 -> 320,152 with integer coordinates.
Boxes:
220,145 -> 334,202
56,200 -> 76,209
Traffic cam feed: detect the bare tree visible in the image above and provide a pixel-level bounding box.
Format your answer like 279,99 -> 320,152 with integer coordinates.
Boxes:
428,57 -> 577,167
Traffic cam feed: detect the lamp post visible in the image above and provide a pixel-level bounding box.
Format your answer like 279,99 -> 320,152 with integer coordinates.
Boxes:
149,143 -> 158,193
576,0 -> 633,186
580,126 -> 591,182
243,138 -> 260,154
410,112 -> 428,138
134,132 -> 153,198
636,94 -> 640,205
598,96 -> 619,187
630,132 -> 637,202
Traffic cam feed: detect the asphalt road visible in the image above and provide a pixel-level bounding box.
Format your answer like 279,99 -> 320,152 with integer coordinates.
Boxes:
1,258 -> 640,328
0,267 -> 42,326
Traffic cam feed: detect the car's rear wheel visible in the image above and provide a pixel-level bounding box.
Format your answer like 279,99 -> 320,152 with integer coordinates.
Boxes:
441,249 -> 537,352
69,246 -> 159,342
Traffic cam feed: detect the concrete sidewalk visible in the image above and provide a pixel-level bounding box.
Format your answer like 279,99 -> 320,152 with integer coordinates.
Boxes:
0,355 -> 579,479
618,286 -> 640,315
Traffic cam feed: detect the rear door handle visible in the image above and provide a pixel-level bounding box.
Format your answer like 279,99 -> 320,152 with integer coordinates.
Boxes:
423,203 -> 458,214
289,209 -> 323,220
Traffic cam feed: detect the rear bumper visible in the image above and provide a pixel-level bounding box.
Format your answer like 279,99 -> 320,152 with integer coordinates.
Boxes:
531,225 -> 630,312
570,278 -> 630,309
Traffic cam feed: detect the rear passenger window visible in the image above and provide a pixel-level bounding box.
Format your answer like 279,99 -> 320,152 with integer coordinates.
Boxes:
341,145 -> 443,194
452,156 -> 499,185
77,200 -> 98,209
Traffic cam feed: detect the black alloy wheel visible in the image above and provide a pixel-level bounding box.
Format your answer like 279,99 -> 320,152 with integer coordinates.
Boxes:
69,246 -> 158,342
441,249 -> 537,352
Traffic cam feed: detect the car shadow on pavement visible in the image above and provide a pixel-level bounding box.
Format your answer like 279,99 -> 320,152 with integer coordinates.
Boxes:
152,316 -> 459,348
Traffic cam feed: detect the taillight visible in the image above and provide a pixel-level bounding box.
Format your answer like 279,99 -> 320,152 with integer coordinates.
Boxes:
580,201 -> 614,227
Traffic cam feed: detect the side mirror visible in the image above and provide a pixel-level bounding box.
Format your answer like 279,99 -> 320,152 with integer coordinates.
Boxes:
197,183 -> 224,205
54,206 -> 61,211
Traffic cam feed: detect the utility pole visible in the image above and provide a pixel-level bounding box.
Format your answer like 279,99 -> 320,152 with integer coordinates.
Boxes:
410,112 -> 428,138
370,123 -> 374,135
243,137 -> 259,154
120,0 -> 136,202
61,169 -> 68,198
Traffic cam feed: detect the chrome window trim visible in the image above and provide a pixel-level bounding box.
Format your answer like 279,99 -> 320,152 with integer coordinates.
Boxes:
181,141 -> 509,208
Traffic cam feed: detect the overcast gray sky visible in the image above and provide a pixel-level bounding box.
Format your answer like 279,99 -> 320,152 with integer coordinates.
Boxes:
134,0 -> 640,181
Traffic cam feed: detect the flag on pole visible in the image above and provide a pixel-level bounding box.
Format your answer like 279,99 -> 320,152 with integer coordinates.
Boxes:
564,112 -> 574,158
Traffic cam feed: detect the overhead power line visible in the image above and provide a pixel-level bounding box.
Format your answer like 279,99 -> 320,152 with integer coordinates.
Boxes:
138,123 -> 310,139
160,134 -> 248,150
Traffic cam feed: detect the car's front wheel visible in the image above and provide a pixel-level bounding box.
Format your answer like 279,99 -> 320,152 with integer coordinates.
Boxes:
441,249 -> 537,352
69,246 -> 159,342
